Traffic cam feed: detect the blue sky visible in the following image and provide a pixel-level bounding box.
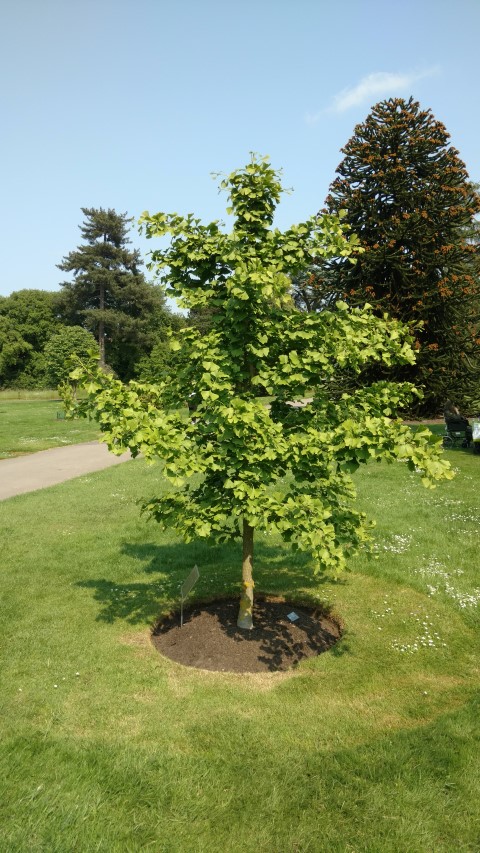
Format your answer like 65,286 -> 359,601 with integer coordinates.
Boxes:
1,0 -> 479,302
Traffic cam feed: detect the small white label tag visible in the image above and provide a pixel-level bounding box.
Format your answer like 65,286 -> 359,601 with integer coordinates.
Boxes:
287,611 -> 299,622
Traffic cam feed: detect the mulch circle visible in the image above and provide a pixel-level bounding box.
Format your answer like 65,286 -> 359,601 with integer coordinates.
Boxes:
151,597 -> 342,673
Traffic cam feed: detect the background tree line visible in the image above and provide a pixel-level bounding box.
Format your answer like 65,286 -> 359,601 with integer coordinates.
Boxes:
1,98 -> 479,414
0,208 -> 184,390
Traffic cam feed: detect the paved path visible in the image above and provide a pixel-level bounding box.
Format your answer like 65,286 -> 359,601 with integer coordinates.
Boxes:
0,414 -> 445,503
0,442 -> 132,501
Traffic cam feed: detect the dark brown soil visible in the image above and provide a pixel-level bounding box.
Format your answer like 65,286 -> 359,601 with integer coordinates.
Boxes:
151,597 -> 342,673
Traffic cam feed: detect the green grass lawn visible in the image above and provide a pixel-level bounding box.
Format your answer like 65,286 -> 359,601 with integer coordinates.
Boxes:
0,399 -> 99,457
1,446 -> 479,851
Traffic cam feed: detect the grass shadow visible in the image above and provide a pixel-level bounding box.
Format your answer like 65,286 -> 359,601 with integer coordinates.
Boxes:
76,577 -> 172,625
77,538 -> 340,626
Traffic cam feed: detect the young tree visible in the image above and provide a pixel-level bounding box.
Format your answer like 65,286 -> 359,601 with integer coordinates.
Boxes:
319,97 -> 480,415
67,156 -> 452,630
57,208 -> 168,379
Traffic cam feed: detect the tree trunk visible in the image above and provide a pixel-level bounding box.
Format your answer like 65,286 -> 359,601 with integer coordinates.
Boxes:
237,519 -> 254,630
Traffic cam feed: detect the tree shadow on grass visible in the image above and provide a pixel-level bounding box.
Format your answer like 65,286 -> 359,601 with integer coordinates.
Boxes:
77,577 -> 170,625
76,538 -> 341,626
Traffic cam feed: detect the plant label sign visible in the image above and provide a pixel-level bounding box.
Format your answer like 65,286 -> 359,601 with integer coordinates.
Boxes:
179,565 -> 200,627
180,564 -> 199,600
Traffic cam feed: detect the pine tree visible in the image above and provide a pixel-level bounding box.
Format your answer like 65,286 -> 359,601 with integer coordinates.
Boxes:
320,97 -> 480,415
57,208 -> 167,379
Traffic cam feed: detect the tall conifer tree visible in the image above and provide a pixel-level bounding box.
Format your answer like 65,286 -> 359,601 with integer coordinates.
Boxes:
58,208 -> 167,378
317,98 -> 480,414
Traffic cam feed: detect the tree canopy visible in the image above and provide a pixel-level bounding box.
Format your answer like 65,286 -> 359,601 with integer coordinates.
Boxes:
66,156 -> 452,630
43,326 -> 99,388
0,290 -> 59,388
300,98 -> 480,415
0,315 -> 33,387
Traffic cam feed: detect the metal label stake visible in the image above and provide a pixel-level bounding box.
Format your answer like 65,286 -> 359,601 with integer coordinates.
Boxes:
179,564 -> 200,627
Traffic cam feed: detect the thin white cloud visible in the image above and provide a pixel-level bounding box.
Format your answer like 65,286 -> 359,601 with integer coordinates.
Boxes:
331,67 -> 440,113
305,111 -> 323,126
305,66 -> 440,123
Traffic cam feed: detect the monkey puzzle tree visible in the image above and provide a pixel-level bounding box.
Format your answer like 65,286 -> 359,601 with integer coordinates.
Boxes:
67,156 -> 452,630
291,266 -> 342,313
319,97 -> 480,415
